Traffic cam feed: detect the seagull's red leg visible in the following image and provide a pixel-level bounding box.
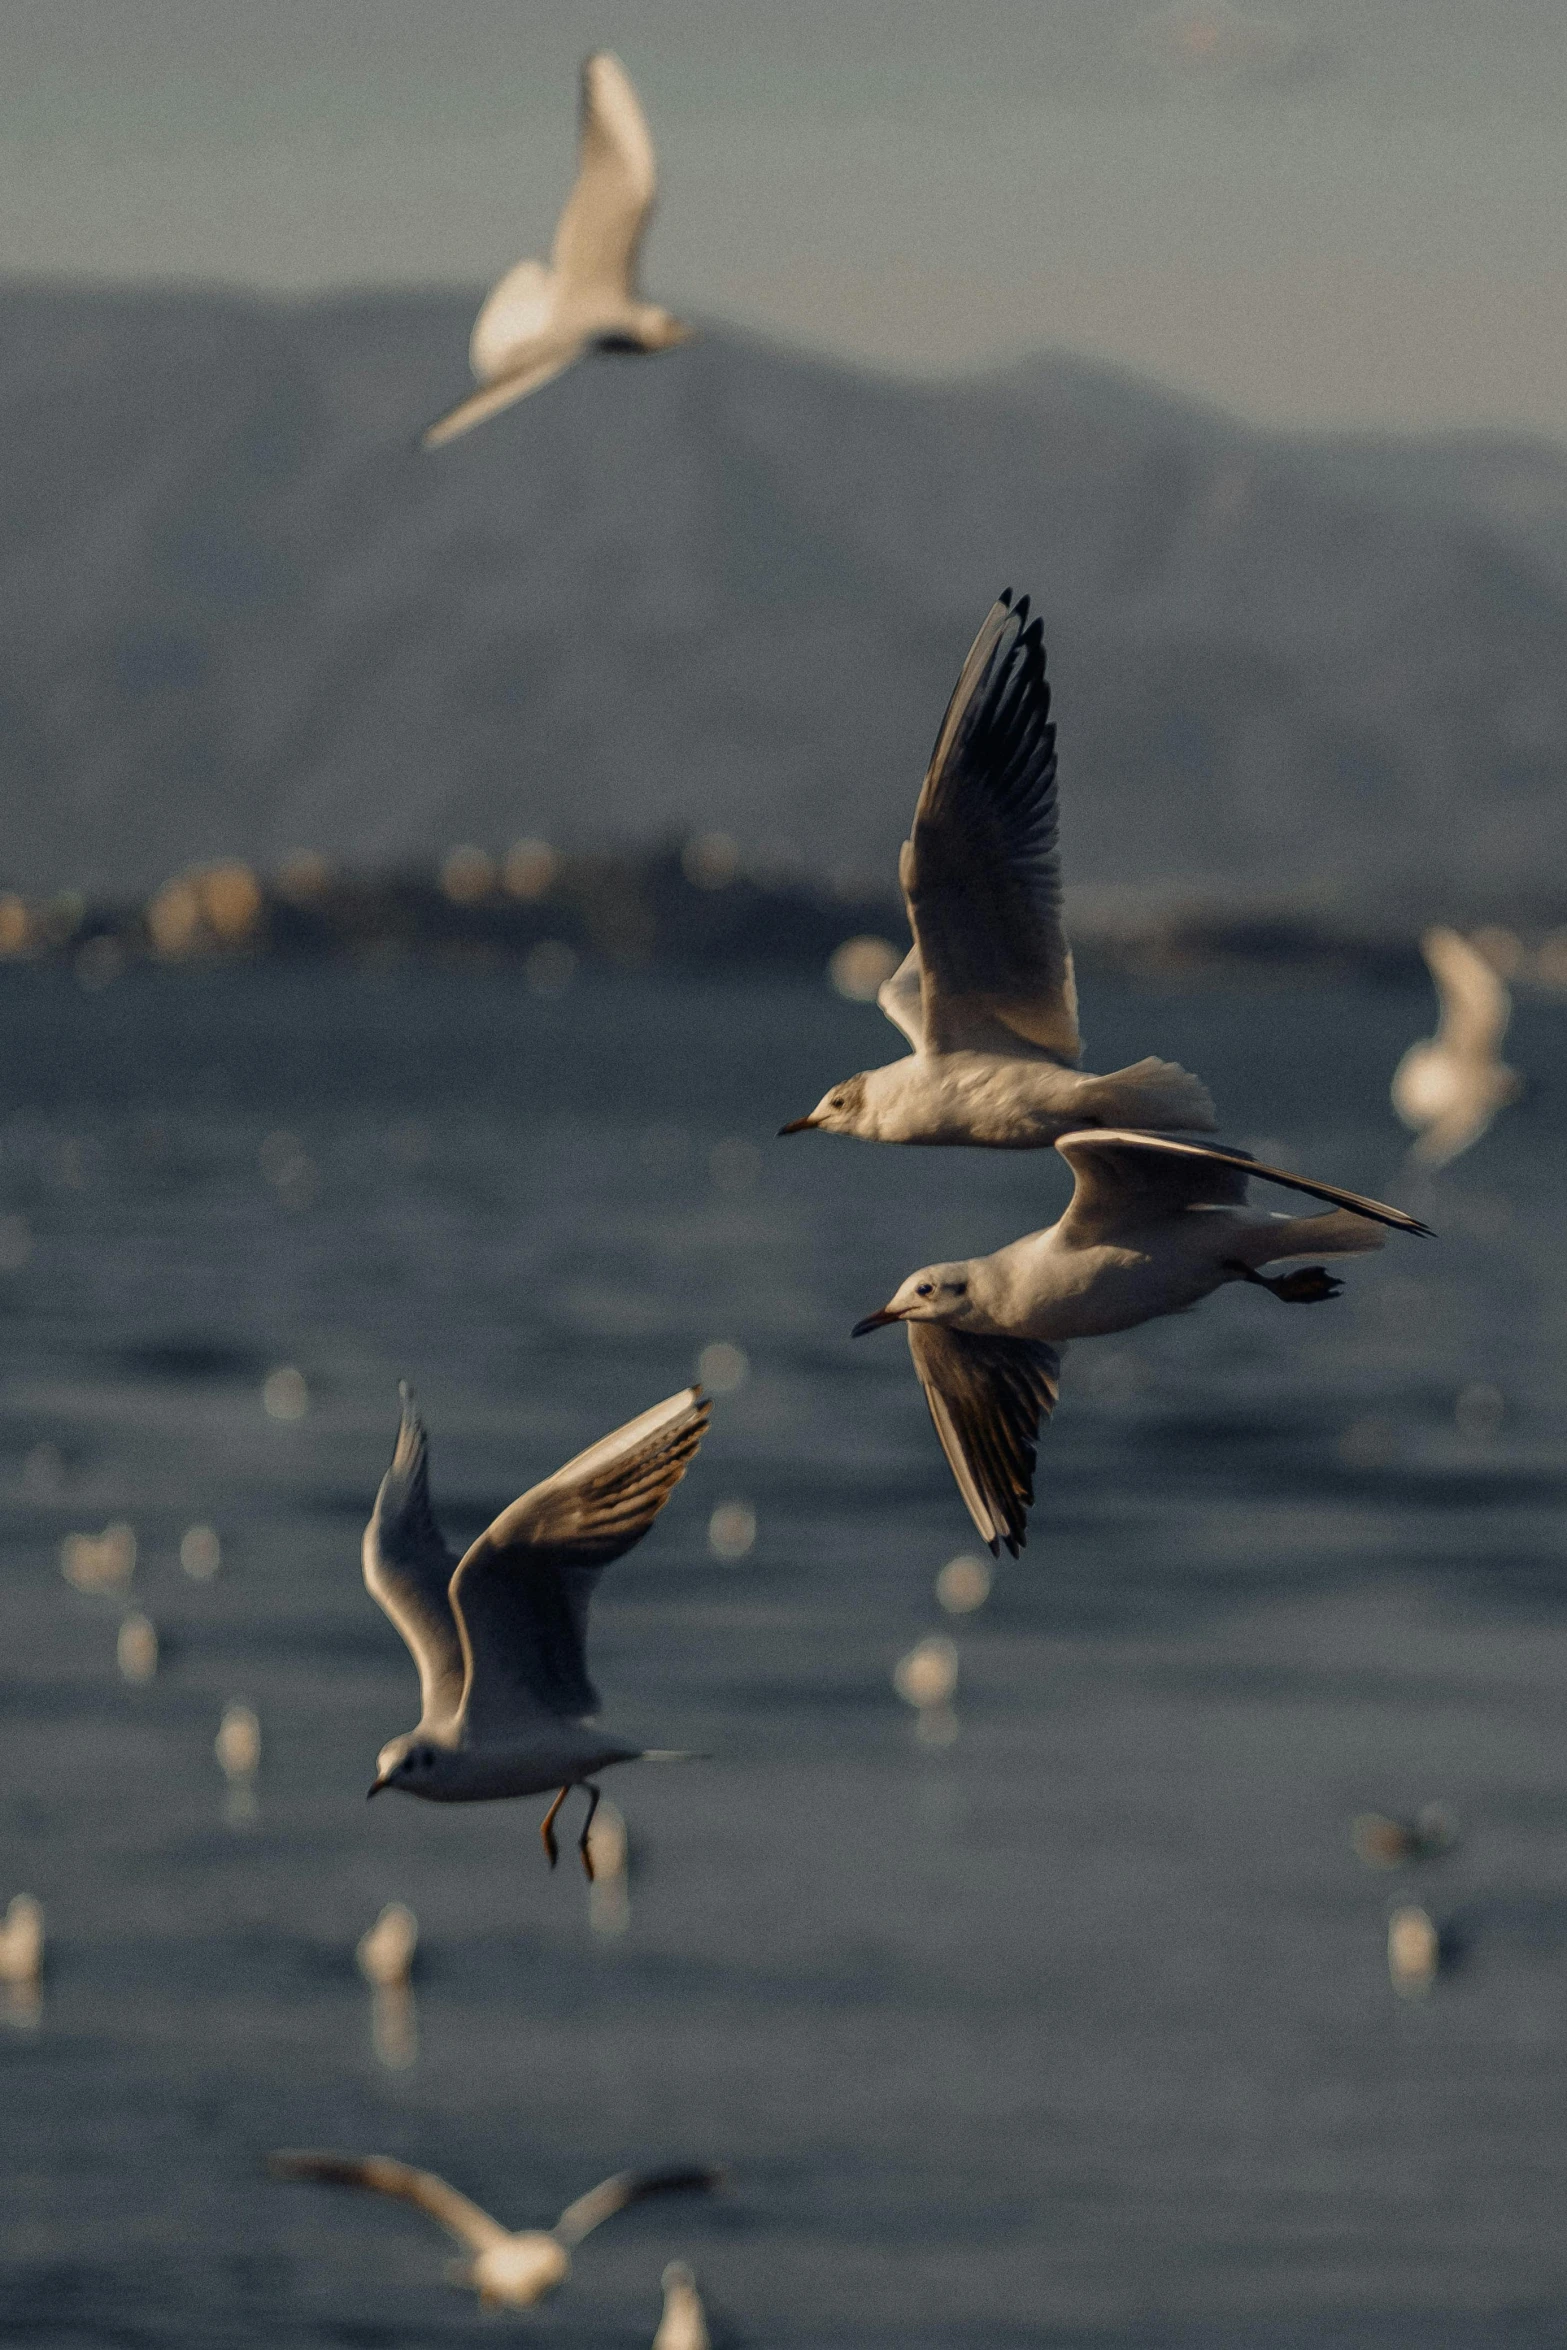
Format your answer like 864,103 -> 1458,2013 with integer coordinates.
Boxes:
540,1786 -> 569,1868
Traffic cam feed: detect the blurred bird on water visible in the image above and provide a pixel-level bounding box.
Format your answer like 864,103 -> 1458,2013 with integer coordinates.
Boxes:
423,53 -> 690,448
854,1130 -> 1429,1554
1392,927 -> 1522,1167
362,1383 -> 710,1870
654,2260 -> 711,2350
780,594 -> 1216,1149
270,2153 -> 720,2310
1352,1806 -> 1458,1867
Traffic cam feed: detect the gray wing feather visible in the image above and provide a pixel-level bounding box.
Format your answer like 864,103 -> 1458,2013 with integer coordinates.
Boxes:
362,1386 -> 466,1729
902,593 -> 1080,1061
552,2166 -> 722,2248
268,2152 -> 509,2253
1055,1129 -> 1431,1248
450,1388 -> 712,1736
907,1324 -> 1061,1559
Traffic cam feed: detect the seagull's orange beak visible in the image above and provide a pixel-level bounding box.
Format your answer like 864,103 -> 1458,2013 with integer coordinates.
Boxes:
852,1305 -> 906,1336
777,1116 -> 817,1135
366,1774 -> 391,1799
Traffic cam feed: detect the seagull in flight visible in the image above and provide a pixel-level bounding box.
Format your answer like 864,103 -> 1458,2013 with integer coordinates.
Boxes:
423,51 -> 690,449
270,2152 -> 720,2312
363,1383 -> 710,1871
853,1129 -> 1429,1555
1391,926 -> 1522,1168
779,593 -> 1216,1149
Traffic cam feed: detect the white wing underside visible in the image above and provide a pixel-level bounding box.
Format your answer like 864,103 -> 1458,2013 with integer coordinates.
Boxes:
1424,926 -> 1512,1063
877,948 -> 926,1049
470,259 -> 559,381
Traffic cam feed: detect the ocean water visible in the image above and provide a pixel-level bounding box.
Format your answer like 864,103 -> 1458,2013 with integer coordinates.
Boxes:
1,962 -> 1564,2349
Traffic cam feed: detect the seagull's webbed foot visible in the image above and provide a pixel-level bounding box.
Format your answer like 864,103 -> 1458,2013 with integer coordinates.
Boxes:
1224,1259 -> 1343,1304
540,1786 -> 569,1869
577,1784 -> 601,1881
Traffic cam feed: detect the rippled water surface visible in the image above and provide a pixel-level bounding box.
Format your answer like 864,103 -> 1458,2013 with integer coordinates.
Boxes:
2,964 -> 1565,2347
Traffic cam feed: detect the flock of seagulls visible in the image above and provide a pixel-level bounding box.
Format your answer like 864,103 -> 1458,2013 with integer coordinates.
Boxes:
8,47 -> 1532,2340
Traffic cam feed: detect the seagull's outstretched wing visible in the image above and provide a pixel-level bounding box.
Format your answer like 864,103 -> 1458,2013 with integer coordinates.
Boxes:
1424,927 -> 1512,1062
876,946 -> 926,1049
422,341 -> 584,449
906,1324 -> 1060,1558
655,2261 -> 710,2350
899,593 -> 1079,1063
552,2167 -> 722,2249
552,52 -> 657,300
362,1386 -> 466,1730
449,1388 -> 711,1738
269,2153 -> 509,2254
1055,1130 -> 1431,1249
469,257 -> 558,384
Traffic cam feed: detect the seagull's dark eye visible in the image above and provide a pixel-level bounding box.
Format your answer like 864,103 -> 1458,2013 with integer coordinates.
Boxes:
916,1282 -> 935,1297
830,1096 -> 844,1109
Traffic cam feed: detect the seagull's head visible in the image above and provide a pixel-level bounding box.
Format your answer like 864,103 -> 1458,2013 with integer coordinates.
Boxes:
368,1735 -> 442,1799
779,1073 -> 868,1138
635,302 -> 695,351
853,1263 -> 974,1336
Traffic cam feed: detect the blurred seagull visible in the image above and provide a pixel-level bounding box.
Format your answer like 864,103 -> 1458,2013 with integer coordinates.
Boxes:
1392,926 -> 1522,1167
270,2153 -> 720,2311
363,1383 -> 709,1871
655,2260 -> 711,2350
853,1129 -> 1429,1555
1352,1806 -> 1458,1868
780,594 -> 1216,1148
423,52 -> 690,449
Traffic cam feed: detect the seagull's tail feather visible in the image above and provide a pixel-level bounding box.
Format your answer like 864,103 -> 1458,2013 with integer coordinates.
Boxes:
1083,1058 -> 1217,1133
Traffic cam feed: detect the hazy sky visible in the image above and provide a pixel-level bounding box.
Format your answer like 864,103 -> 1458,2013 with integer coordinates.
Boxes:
6,1 -> 1567,438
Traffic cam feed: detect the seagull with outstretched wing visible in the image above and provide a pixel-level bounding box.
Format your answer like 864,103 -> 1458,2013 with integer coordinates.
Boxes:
853,1130 -> 1430,1554
270,2150 -> 720,2311
779,593 -> 1216,1149
1392,926 -> 1522,1167
362,1382 -> 710,1870
423,51 -> 690,449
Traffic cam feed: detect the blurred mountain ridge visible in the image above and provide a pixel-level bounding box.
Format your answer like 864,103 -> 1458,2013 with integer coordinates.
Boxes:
2,280 -> 1565,913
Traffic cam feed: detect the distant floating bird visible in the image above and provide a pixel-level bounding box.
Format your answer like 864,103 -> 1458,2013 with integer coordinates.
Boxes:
0,1894 -> 43,1986
270,2153 -> 720,2311
215,1700 -> 261,1781
423,52 -> 691,449
356,1902 -> 419,1989
854,1129 -> 1429,1554
1385,1903 -> 1464,1997
60,1520 -> 136,1595
1392,927 -> 1522,1167
363,1383 -> 710,1871
654,2260 -> 711,2350
586,1797 -> 633,1938
779,595 -> 1216,1150
1352,1806 -> 1458,1868
116,1611 -> 158,1683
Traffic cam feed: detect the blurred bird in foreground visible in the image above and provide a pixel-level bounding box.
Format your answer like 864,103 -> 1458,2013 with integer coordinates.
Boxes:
1392,927 -> 1522,1167
780,594 -> 1216,1149
854,1130 -> 1428,1554
654,2260 -> 711,2350
1352,1806 -> 1458,1867
363,1384 -> 710,1871
1386,1903 -> 1466,1997
423,52 -> 690,448
270,2153 -> 720,2310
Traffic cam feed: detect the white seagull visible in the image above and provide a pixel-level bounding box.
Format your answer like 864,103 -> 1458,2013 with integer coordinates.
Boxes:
270,2152 -> 720,2312
853,1129 -> 1429,1555
363,1382 -> 710,1871
1391,926 -> 1522,1168
423,51 -> 690,449
654,2260 -> 712,2350
780,593 -> 1216,1149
